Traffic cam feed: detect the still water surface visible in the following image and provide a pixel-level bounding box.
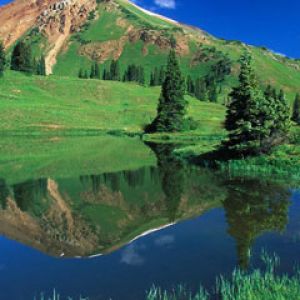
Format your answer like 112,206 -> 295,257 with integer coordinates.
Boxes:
0,137 -> 299,299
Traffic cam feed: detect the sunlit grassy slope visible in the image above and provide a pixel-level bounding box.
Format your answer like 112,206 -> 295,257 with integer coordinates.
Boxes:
51,0 -> 300,102
0,71 -> 226,135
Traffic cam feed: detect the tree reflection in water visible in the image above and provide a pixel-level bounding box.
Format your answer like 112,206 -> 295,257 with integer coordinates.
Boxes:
223,178 -> 291,269
147,142 -> 185,222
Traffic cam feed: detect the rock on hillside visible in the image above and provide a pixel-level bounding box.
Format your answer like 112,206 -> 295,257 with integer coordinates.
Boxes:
0,0 -> 97,74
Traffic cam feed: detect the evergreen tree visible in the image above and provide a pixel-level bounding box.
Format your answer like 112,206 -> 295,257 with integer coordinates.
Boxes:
78,68 -> 84,79
11,41 -> 33,73
36,55 -> 46,76
208,82 -> 218,102
40,55 -> 46,76
33,58 -> 38,75
102,68 -> 109,80
123,64 -> 145,85
146,50 -> 187,133
158,66 -> 166,84
84,70 -> 89,79
151,67 -> 160,86
274,89 -> 290,137
138,66 -> 145,85
94,62 -> 100,79
194,78 -> 207,101
186,75 -> 195,95
292,93 -> 300,124
0,41 -> 6,77
224,53 -> 279,155
110,60 -> 120,81
90,63 -> 95,79
89,61 -> 100,79
150,71 -> 155,86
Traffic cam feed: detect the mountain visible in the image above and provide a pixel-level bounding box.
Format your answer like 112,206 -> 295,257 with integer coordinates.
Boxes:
0,0 -> 299,101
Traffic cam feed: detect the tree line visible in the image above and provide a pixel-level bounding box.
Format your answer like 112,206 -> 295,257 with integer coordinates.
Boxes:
186,56 -> 231,103
78,60 -> 145,85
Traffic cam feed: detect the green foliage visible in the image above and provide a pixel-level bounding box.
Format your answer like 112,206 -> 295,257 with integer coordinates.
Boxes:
222,178 -> 289,269
123,64 -> 145,85
185,56 -> 231,103
148,143 -> 185,221
292,93 -> 300,124
218,143 -> 300,181
150,66 -> 166,87
101,60 -> 121,81
224,52 -> 290,155
110,60 -> 121,81
11,41 -> 33,74
147,253 -> 300,300
36,55 -> 46,76
78,68 -> 84,78
147,50 -> 187,133
89,60 -> 100,79
0,41 -> 6,77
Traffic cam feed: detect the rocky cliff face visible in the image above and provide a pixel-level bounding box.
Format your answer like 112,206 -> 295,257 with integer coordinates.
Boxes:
0,0 -> 97,74
37,0 -> 97,74
0,0 -> 55,48
0,0 -> 208,74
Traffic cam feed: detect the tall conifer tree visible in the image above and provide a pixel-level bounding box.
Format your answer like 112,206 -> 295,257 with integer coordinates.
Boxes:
292,93 -> 300,124
146,50 -> 187,133
224,53 -> 278,154
0,41 -> 6,77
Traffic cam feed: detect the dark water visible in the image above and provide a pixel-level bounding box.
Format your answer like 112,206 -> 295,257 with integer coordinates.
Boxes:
0,140 -> 299,299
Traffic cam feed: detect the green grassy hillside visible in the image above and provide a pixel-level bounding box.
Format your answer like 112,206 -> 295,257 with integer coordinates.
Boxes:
14,0 -> 299,104
1,0 -> 299,139
0,71 -> 226,135
50,0 -> 300,101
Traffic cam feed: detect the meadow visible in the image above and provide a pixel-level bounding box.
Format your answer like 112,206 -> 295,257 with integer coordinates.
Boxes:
0,71 -> 225,136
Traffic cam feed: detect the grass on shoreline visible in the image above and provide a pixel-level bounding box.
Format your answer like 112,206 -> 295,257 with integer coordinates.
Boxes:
173,125 -> 300,182
147,253 -> 300,300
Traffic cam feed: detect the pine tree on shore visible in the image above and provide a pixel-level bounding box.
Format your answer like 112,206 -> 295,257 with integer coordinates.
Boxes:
146,50 -> 187,133
224,52 -> 284,155
292,93 -> 300,125
0,41 -> 6,77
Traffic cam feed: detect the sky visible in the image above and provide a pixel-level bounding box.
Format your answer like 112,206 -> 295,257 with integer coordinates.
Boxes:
0,0 -> 299,58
